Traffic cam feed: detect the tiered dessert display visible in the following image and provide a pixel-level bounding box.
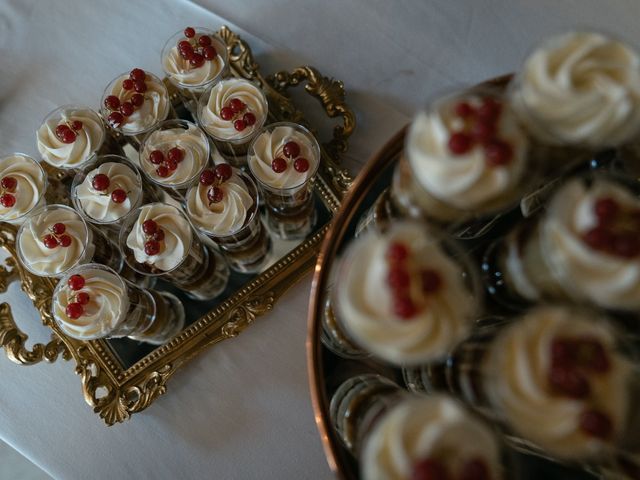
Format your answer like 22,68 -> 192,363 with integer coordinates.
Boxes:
308,31 -> 640,479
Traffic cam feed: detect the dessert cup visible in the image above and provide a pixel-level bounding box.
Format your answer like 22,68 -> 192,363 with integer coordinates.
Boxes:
185,165 -> 271,273
197,78 -> 268,166
330,221 -> 481,367
330,375 -> 506,479
16,204 -> 121,278
52,263 -> 184,345
119,202 -> 229,300
139,120 -> 211,194
0,153 -> 47,225
320,293 -> 368,359
161,27 -> 229,113
248,122 -> 320,240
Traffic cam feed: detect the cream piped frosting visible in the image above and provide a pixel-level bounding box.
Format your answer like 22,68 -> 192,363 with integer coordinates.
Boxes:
484,306 -> 632,459
74,162 -> 142,223
248,125 -> 319,189
126,203 -> 192,272
0,154 -> 46,222
53,267 -> 129,340
162,31 -> 226,87
36,107 -> 105,169
199,78 -> 267,141
362,395 -> 502,480
336,222 -> 477,365
511,31 -> 640,146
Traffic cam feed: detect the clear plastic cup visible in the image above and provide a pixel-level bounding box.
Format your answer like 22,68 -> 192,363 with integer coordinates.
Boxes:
0,153 -> 47,225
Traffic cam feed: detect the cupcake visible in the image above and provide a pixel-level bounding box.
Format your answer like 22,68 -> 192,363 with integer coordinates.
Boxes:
0,153 -> 47,224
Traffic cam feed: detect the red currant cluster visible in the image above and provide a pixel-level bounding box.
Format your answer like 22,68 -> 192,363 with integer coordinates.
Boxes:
141,219 -> 165,256
178,27 -> 219,68
270,140 -> 309,174
220,98 -> 256,132
103,68 -> 148,129
54,120 -> 83,144
148,147 -> 185,178
65,274 -> 91,319
199,164 -> 232,205
386,241 -> 442,320
0,176 -> 17,208
43,222 -> 72,249
582,196 -> 640,258
411,456 -> 490,480
548,336 -> 613,439
447,97 -> 513,167
91,173 -> 128,204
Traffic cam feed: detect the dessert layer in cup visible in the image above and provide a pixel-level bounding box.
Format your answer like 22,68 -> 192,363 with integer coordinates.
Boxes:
126,290 -> 185,345
333,221 -> 481,366
0,153 -> 47,224
36,105 -> 105,170
392,90 -> 531,225
510,31 -> 640,148
139,120 -> 210,190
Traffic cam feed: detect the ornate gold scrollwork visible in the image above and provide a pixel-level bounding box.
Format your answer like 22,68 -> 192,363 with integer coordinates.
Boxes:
221,292 -> 276,338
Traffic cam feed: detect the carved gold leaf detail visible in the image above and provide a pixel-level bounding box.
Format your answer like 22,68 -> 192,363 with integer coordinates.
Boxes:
221,292 -> 276,338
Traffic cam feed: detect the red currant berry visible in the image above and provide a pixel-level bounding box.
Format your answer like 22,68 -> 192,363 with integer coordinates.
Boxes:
149,150 -> 165,165
131,93 -> 145,107
111,189 -> 127,204
104,95 -> 120,111
293,157 -> 309,173
179,44 -> 194,60
199,169 -> 216,186
220,107 -> 234,121
233,119 -> 246,131
203,46 -> 217,60
612,233 -> 640,258
92,173 -> 110,191
0,194 -> 16,208
107,112 -> 124,128
144,240 -> 161,256
198,35 -> 212,46
271,157 -> 287,173
548,366 -> 590,399
65,302 -> 84,319
594,197 -> 619,225
142,219 -> 158,235
166,159 -> 178,171
167,147 -> 185,163
178,40 -> 192,52
189,53 -> 205,68
454,101 -> 475,119
283,141 -> 300,159
448,132 -> 474,155
387,242 -> 409,263
119,102 -> 134,117
0,176 -> 17,191
411,458 -> 448,480
152,230 -> 165,242
122,79 -> 134,90
71,120 -> 83,131
243,112 -> 256,126
76,292 -> 90,305
214,163 -> 233,181
583,226 -> 612,251
184,27 -> 196,38
484,139 -> 513,166
156,165 -> 169,178
52,223 -> 66,235
477,97 -> 502,123
229,98 -> 245,113
470,120 -> 496,144
579,409 -> 613,439
58,127 -> 77,144
133,80 -> 147,93
68,274 -> 85,290
574,338 -> 610,373
130,68 -> 146,82
550,338 -> 574,368
459,458 -> 490,480
421,269 -> 442,293
58,234 -> 72,247
387,267 -> 410,291
394,296 -> 417,319
43,234 -> 58,249
55,124 -> 70,138
207,186 -> 224,203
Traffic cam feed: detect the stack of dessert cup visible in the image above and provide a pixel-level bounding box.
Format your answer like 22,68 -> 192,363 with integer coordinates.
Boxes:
325,30 -> 640,479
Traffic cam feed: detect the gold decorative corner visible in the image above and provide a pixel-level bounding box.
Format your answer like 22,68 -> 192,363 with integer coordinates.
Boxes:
221,292 -> 276,338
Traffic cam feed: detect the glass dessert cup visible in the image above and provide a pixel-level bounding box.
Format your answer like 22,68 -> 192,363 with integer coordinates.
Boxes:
119,202 -> 229,301
16,204 -> 122,278
330,375 -> 508,479
161,27 -> 229,113
139,119 -> 211,194
185,166 -> 271,274
320,291 -> 369,360
248,122 -> 321,240
52,263 -> 184,345
0,153 -> 48,225
197,78 -> 269,167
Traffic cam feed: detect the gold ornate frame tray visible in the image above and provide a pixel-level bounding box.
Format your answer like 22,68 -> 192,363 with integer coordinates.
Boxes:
0,26 -> 355,425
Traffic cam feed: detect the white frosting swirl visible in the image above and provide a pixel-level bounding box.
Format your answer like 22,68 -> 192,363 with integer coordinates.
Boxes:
362,396 -> 502,480
106,73 -> 170,135
407,96 -> 529,210
36,107 -> 105,168
541,178 -> 640,310
75,162 -> 142,223
140,124 -> 209,186
53,267 -> 129,339
18,207 -> 90,276
162,39 -> 225,87
126,203 -> 192,272
0,155 -> 46,221
336,223 -> 477,365
248,126 -> 319,189
484,306 -> 631,459
186,171 -> 255,235
199,78 -> 267,141
512,31 -> 640,146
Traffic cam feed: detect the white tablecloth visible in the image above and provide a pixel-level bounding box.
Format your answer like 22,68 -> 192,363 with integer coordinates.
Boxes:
0,1 -> 638,478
